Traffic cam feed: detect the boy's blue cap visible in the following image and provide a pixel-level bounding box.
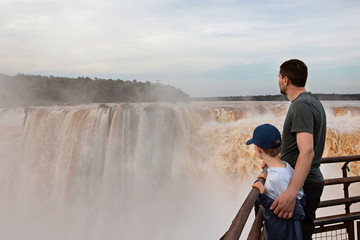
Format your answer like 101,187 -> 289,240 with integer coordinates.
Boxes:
246,124 -> 281,149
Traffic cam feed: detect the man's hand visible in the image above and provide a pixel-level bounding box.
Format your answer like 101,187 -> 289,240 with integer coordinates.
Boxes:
270,189 -> 297,219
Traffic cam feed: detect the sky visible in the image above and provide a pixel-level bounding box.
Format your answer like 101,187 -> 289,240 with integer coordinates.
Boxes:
0,0 -> 360,97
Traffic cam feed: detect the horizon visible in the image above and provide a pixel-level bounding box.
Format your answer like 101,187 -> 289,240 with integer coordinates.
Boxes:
1,0 -> 360,97
2,72 -> 360,99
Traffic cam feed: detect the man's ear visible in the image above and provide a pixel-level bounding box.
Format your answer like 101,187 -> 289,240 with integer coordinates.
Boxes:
283,76 -> 290,86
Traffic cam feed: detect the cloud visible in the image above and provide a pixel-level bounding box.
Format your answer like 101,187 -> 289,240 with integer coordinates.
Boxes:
0,0 -> 360,96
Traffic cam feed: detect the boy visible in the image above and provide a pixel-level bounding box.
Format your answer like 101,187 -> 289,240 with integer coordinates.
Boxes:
246,124 -> 306,240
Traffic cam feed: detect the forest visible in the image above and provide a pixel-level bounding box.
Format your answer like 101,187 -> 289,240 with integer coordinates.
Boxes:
1,73 -> 358,107
0,73 -> 190,107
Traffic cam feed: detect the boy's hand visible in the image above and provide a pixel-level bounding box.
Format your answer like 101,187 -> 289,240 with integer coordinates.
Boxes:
252,182 -> 266,194
257,172 -> 267,180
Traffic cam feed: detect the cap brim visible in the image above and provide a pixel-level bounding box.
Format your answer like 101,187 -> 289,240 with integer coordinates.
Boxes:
246,139 -> 254,145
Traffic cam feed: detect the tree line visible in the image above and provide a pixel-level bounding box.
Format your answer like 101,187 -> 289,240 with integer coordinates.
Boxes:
0,73 -> 190,107
191,93 -> 360,102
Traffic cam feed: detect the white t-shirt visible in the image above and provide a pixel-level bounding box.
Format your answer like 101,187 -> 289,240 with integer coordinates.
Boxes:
264,161 -> 304,200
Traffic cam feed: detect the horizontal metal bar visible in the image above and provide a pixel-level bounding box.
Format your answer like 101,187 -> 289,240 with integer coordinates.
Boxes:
318,196 -> 360,208
314,223 -> 347,233
320,155 -> 360,164
314,211 -> 360,226
324,176 -> 360,186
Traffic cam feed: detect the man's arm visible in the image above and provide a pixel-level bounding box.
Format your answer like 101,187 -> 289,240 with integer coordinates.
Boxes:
270,132 -> 314,219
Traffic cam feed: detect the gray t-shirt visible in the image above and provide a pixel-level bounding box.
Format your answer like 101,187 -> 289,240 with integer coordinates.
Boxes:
281,92 -> 327,183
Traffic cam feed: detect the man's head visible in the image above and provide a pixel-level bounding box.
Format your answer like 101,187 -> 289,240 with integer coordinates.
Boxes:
246,124 -> 281,157
278,59 -> 308,95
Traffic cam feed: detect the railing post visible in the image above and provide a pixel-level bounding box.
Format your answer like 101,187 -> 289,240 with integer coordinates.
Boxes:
342,162 -> 350,213
346,221 -> 355,240
247,208 -> 264,240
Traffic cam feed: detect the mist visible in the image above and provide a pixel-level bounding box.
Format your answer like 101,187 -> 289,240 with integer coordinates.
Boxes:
0,101 -> 359,239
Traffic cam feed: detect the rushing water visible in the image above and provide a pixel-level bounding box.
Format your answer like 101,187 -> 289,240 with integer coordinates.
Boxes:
0,101 -> 359,240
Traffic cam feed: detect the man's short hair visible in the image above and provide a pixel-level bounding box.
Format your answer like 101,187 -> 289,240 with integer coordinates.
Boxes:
280,59 -> 308,87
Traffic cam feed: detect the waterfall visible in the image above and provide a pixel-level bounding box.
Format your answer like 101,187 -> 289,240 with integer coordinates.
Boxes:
0,101 -> 359,239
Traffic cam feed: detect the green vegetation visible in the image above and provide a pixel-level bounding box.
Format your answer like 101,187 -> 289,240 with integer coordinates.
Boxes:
0,73 -> 189,107
1,73 -> 357,107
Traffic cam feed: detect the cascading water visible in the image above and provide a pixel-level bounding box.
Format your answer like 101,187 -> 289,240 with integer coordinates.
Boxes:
0,101 -> 359,240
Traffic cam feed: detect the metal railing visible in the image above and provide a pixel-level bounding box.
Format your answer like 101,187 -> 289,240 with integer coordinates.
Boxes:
313,155 -> 360,240
220,155 -> 360,240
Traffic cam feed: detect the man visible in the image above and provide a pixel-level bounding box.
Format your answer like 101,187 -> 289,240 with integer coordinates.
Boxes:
270,59 -> 327,240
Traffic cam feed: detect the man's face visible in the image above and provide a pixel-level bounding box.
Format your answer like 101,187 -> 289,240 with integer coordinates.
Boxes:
278,73 -> 287,95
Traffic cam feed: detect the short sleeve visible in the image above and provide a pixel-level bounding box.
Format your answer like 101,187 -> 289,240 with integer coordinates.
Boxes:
290,101 -> 314,134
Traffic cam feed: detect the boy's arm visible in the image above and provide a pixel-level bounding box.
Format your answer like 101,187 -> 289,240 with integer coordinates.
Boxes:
251,173 -> 267,194
252,180 -> 276,209
252,181 -> 265,194
258,193 -> 274,209
270,132 -> 314,219
260,194 -> 305,220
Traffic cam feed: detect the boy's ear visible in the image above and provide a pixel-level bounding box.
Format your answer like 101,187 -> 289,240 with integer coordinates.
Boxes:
255,145 -> 262,153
